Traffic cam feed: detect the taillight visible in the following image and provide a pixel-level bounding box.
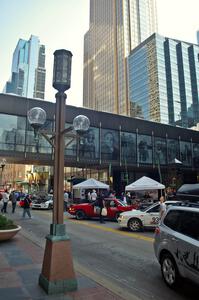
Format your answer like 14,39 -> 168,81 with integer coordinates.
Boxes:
155,227 -> 161,235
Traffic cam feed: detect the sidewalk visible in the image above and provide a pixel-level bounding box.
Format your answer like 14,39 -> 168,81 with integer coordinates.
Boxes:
0,229 -> 125,300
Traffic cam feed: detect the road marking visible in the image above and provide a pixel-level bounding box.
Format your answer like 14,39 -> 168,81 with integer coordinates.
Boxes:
20,228 -> 142,300
74,261 -> 142,300
64,217 -> 154,242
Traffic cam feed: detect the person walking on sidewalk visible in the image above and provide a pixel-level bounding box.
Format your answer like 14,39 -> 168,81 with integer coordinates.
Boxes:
10,191 -> 17,213
22,194 -> 32,219
1,189 -> 9,213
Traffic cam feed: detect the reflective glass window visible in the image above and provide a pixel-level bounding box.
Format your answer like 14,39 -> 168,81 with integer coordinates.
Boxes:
164,210 -> 181,230
167,139 -> 180,163
64,123 -> 76,157
178,211 -> 199,240
180,141 -> 192,166
79,127 -> 99,160
193,143 -> 199,168
37,120 -> 53,154
121,131 -> 136,164
0,114 -> 26,152
101,129 -> 119,161
137,134 -> 152,164
26,119 -> 52,154
154,137 -> 167,165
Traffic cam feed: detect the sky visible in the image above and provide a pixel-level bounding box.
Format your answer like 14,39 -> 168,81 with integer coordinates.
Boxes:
0,0 -> 199,107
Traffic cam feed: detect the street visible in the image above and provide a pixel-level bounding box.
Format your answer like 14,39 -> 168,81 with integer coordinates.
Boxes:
9,206 -> 198,300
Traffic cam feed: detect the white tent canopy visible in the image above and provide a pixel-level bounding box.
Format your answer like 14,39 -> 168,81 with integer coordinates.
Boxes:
73,178 -> 109,190
125,176 -> 165,191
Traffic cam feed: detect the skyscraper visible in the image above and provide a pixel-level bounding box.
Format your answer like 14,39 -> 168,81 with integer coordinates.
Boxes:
4,35 -> 46,99
83,0 -> 158,115
128,33 -> 199,128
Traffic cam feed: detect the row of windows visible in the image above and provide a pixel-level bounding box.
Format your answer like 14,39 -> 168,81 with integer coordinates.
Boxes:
0,113 -> 199,168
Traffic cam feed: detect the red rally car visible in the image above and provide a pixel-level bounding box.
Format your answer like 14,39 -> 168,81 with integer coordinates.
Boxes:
68,198 -> 138,221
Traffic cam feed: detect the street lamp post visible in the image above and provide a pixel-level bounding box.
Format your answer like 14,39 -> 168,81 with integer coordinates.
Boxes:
27,50 -> 90,295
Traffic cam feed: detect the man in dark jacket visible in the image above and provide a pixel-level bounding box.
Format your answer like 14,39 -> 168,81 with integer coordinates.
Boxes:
22,194 -> 32,219
97,193 -> 106,224
10,191 -> 17,213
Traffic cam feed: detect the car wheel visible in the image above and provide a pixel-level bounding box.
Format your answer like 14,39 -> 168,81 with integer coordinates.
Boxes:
76,210 -> 86,220
160,253 -> 180,288
128,218 -> 142,231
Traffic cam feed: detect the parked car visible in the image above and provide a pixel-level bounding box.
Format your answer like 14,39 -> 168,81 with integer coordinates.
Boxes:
154,202 -> 199,288
31,194 -> 53,210
117,201 -> 180,232
68,198 -> 138,220
176,183 -> 199,202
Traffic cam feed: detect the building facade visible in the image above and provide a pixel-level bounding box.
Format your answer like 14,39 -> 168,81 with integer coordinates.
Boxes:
4,35 -> 46,99
1,93 -> 199,193
83,0 -> 157,115
128,33 -> 199,128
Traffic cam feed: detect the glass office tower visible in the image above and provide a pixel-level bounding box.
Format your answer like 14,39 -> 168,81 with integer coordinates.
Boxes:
128,33 -> 199,128
83,0 -> 157,115
4,35 -> 46,99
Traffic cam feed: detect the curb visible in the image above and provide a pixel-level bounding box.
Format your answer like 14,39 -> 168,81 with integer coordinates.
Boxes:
19,228 -> 141,300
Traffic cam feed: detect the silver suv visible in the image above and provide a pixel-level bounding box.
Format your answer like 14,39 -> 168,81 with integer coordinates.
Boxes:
154,203 -> 199,288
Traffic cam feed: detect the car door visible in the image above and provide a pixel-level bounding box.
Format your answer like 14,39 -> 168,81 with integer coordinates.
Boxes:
87,203 -> 96,217
144,204 -> 160,227
107,200 -> 118,219
176,211 -> 199,284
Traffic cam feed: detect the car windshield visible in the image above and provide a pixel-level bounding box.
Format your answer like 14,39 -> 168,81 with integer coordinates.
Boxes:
139,203 -> 156,212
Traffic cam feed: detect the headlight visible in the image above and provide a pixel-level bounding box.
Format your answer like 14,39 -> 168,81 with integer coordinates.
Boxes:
119,215 -> 124,220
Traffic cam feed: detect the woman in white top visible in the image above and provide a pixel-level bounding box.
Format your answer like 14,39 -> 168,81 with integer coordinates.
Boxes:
159,196 -> 166,218
91,190 -> 97,201
1,189 -> 9,213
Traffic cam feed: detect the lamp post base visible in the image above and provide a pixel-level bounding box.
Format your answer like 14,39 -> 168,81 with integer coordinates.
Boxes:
39,224 -> 77,295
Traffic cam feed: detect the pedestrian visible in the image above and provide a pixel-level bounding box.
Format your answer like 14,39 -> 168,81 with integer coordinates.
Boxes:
159,196 -> 166,219
22,194 -> 32,219
121,192 -> 127,205
10,190 -> 17,213
91,189 -> 97,202
87,191 -> 91,201
97,193 -> 106,224
109,190 -> 115,198
64,190 -> 69,211
17,190 -> 25,202
1,189 -> 9,213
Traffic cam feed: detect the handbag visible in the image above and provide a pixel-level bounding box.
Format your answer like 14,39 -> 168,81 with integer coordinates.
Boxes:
101,207 -> 107,216
19,200 -> 25,207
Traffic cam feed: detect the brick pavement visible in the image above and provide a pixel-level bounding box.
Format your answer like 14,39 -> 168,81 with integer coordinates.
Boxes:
0,232 -> 125,300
